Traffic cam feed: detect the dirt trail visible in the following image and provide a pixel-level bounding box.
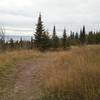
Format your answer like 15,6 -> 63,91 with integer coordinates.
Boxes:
13,59 -> 47,100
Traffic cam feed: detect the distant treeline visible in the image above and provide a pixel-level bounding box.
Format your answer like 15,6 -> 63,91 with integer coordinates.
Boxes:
0,14 -> 100,51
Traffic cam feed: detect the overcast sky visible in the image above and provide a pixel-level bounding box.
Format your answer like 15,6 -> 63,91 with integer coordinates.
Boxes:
0,0 -> 100,36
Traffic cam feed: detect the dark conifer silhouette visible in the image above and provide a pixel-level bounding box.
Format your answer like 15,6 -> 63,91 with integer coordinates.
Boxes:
80,26 -> 86,44
0,27 -> 5,50
95,32 -> 100,44
9,38 -> 14,49
70,31 -> 75,40
30,37 -> 34,49
34,13 -> 50,51
40,31 -> 51,50
19,37 -> 23,49
87,31 -> 95,44
52,25 -> 59,49
34,13 -> 44,48
62,28 -> 67,49
75,32 -> 79,40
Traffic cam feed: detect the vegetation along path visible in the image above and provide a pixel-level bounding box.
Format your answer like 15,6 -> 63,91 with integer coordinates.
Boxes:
13,53 -> 53,100
0,46 -> 100,100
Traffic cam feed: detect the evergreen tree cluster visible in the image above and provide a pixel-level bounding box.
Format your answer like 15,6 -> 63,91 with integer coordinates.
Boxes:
0,13 -> 100,51
34,14 -> 70,51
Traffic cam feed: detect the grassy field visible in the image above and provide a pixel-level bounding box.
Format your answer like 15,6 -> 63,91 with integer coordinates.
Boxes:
0,45 -> 100,100
0,50 -> 43,99
37,45 -> 100,100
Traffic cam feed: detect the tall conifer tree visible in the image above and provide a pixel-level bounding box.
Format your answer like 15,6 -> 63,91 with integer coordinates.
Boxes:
34,13 -> 50,50
80,26 -> 86,44
34,13 -> 44,48
62,28 -> 67,49
52,25 -> 59,49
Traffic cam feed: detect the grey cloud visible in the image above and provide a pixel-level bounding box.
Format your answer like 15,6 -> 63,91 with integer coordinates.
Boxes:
0,0 -> 100,35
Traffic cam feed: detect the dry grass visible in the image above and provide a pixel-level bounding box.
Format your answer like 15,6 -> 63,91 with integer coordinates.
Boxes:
0,50 -> 43,99
0,46 -> 100,100
37,45 -> 100,100
0,50 -> 43,65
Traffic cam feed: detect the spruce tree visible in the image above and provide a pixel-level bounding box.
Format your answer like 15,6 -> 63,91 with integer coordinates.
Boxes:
19,37 -> 23,49
62,28 -> 67,50
52,25 -> 59,49
30,37 -> 34,49
95,32 -> 100,44
87,31 -> 95,44
34,13 -> 44,48
80,26 -> 86,44
53,25 -> 56,38
40,31 -> 51,50
70,31 -> 74,40
34,13 -> 50,51
75,32 -> 79,40
9,38 -> 14,49
0,27 -> 5,50
74,32 -> 80,45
